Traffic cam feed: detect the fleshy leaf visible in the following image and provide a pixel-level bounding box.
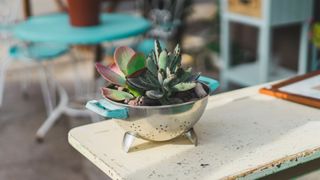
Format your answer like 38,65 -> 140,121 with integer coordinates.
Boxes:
126,53 -> 146,76
146,90 -> 164,99
179,68 -> 193,82
109,63 -> 124,77
127,71 -> 160,90
127,85 -> 142,97
174,44 -> 181,56
146,56 -> 158,75
173,82 -> 196,92
101,87 -> 134,101
158,71 -> 164,85
195,83 -> 207,98
163,74 -> 176,89
152,50 -> 158,65
114,46 -> 135,75
126,68 -> 146,78
169,44 -> 181,71
158,50 -> 168,70
96,63 -> 126,86
154,40 -> 162,62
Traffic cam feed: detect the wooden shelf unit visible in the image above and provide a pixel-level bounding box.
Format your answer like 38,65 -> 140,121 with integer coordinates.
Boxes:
220,0 -> 314,89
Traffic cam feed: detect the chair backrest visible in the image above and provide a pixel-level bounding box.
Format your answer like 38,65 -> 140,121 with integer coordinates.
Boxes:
0,0 -> 21,39
0,0 -> 21,24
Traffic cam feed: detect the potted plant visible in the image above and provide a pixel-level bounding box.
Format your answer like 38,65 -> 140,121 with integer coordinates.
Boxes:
86,40 -> 219,152
67,0 -> 101,27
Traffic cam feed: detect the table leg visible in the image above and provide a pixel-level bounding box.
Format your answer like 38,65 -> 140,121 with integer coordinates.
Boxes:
94,44 -> 103,78
36,83 -> 68,141
0,54 -> 10,107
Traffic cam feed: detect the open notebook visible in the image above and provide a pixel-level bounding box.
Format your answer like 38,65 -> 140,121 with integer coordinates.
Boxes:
260,71 -> 320,108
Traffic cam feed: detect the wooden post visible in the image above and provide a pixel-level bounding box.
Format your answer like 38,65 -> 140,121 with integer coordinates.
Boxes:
94,44 -> 103,78
23,0 -> 32,19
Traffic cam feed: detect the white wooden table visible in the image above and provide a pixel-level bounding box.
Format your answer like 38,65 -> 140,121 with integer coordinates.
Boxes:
68,85 -> 320,179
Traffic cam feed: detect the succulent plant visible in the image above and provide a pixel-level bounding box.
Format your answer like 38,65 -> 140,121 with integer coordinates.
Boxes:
95,46 -> 144,101
96,40 -> 206,105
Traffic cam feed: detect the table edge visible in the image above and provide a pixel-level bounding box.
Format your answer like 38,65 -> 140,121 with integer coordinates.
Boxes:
226,146 -> 320,179
68,130 -> 124,180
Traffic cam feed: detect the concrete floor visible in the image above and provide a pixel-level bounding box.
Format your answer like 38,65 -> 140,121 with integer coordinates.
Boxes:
0,54 -> 110,180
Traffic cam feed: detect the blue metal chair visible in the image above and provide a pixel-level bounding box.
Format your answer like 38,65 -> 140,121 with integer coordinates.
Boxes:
0,1 -> 69,118
6,43 -> 69,115
9,43 -> 68,60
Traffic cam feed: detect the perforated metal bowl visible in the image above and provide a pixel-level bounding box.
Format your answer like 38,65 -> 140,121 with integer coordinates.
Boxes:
86,76 -> 219,152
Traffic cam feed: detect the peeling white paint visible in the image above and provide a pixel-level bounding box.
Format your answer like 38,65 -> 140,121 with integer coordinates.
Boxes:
69,85 -> 320,180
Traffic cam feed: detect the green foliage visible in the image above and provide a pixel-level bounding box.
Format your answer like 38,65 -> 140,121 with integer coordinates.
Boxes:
96,40 -> 199,105
126,53 -> 146,76
158,50 -> 168,70
101,87 -> 134,101
114,46 -> 135,75
126,40 -> 197,105
96,47 -> 145,99
173,82 -> 196,92
96,63 -> 126,86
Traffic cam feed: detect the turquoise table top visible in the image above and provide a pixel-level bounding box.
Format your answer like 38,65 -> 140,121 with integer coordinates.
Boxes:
13,13 -> 151,45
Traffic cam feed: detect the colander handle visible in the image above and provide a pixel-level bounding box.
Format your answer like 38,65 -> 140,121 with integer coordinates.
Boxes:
86,99 -> 128,119
197,76 -> 220,93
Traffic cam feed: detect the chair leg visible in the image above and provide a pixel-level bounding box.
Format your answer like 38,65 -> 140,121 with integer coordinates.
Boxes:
36,104 -> 63,142
90,113 -> 100,123
69,49 -> 85,99
36,83 -> 68,141
20,68 -> 33,99
46,65 -> 57,108
0,56 -> 10,107
38,65 -> 55,115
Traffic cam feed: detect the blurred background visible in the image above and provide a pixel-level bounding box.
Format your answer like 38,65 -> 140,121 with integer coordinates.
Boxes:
0,0 -> 320,179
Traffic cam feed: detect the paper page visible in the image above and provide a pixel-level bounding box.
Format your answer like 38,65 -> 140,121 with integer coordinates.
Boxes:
279,75 -> 320,100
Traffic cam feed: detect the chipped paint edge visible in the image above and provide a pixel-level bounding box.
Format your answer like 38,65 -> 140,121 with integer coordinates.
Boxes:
68,130 -> 124,180
224,146 -> 320,180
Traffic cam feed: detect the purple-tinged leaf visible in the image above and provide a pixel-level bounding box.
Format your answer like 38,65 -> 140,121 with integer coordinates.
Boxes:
101,87 -> 134,101
126,53 -> 146,76
126,68 -> 146,78
109,63 -> 124,77
96,63 -> 126,86
114,46 -> 135,75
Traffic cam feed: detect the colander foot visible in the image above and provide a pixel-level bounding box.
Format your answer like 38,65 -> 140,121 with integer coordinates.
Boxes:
122,131 -> 137,153
185,128 -> 198,146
